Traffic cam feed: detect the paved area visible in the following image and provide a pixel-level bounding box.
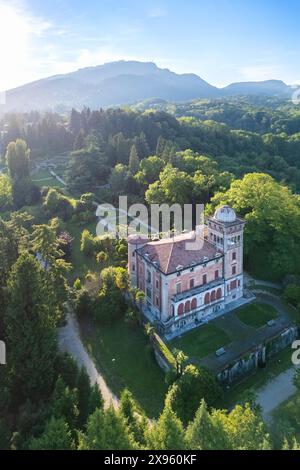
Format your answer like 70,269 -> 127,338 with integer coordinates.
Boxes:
199,293 -> 294,373
58,310 -> 119,409
257,364 -> 299,423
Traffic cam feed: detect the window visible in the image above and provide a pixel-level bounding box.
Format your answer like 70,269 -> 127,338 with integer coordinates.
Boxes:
155,296 -> 159,306
211,291 -> 216,302
191,298 -> 197,310
178,304 -> 184,316
190,278 -> 195,289
230,280 -> 237,290
204,292 -> 210,304
203,274 -> 207,285
132,263 -> 135,272
215,270 -> 219,280
176,283 -> 182,294
232,266 -> 236,275
185,301 -> 191,313
132,251 -> 135,258
147,271 -> 151,283
146,288 -> 151,298
232,252 -> 236,261
216,288 -> 222,300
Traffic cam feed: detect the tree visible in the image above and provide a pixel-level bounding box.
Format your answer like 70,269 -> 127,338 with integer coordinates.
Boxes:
129,145 -> 140,174
212,404 -> 271,450
78,407 -> 135,450
51,377 -> 79,430
0,175 -> 12,210
5,253 -> 57,404
166,364 -> 222,424
120,389 -> 147,446
145,403 -> 185,450
145,165 -> 193,205
28,417 -> 75,450
185,400 -> 227,450
5,139 -> 34,208
77,367 -> 92,428
211,173 -> 300,280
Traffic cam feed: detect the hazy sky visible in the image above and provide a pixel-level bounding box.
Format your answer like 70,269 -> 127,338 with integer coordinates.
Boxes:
1,0 -> 300,91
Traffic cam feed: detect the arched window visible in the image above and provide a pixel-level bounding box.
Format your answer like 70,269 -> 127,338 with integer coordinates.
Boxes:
204,293 -> 210,305
191,298 -> 197,310
216,288 -> 222,300
185,301 -> 191,313
211,291 -> 216,302
178,303 -> 184,316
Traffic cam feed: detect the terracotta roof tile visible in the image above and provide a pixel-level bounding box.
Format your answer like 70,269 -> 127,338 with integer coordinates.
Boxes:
137,233 -> 221,275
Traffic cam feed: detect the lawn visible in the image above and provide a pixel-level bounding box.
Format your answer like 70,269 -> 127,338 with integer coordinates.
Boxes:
170,323 -> 231,361
32,169 -> 66,189
66,219 -> 99,279
236,302 -> 278,328
80,319 -> 168,417
271,391 -> 299,448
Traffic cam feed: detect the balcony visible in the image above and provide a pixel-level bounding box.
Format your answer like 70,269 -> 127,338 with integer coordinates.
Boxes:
172,278 -> 224,303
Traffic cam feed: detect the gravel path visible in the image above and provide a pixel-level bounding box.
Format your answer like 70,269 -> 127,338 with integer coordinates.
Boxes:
256,364 -> 299,422
58,310 -> 119,409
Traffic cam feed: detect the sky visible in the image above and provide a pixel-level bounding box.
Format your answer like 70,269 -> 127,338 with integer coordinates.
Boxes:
1,0 -> 300,91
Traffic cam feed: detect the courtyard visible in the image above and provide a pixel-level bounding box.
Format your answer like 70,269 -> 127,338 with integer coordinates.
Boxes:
170,296 -> 294,375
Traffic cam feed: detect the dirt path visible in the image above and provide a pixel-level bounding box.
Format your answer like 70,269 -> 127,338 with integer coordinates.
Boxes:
256,364 -> 299,422
58,311 -> 119,409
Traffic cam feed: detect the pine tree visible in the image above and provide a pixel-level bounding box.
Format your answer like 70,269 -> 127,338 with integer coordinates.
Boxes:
77,367 -> 92,428
185,400 -> 227,450
28,417 -> 75,450
120,389 -> 147,446
78,407 -> 135,450
5,253 -> 57,404
145,403 -> 185,450
51,377 -> 79,430
73,129 -> 85,150
88,384 -> 103,416
129,144 -> 140,174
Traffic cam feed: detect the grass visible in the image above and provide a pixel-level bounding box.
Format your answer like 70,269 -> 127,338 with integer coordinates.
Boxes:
65,219 -> 99,279
80,319 -> 168,417
250,284 -> 283,296
236,302 -> 278,328
170,323 -> 231,361
271,393 -> 299,448
32,169 -> 66,189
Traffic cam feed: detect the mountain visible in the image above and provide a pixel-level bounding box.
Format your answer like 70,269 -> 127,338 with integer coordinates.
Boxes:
3,61 -> 219,112
222,79 -> 291,97
1,61 -> 295,112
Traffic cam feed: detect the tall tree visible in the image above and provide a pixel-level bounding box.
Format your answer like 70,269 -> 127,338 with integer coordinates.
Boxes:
5,253 -> 57,404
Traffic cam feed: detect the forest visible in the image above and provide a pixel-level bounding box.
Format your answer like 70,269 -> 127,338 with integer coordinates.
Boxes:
1,96 -> 300,450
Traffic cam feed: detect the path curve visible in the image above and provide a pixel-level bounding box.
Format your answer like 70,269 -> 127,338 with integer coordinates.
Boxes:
256,365 -> 299,423
58,310 -> 119,409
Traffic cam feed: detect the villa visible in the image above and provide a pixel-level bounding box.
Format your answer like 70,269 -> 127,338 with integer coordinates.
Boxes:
128,205 -> 247,338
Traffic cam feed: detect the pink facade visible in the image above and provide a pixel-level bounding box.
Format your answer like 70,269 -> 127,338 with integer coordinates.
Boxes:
128,205 -> 245,337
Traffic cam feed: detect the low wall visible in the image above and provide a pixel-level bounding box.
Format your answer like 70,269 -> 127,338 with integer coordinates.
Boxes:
217,325 -> 298,385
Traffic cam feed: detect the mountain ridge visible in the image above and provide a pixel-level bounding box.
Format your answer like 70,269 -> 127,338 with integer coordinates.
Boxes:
2,60 -> 295,112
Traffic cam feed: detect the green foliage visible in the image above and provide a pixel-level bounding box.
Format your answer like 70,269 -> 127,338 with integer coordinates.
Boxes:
28,417 -> 75,450
283,284 -> 300,307
0,174 -> 12,210
166,364 -> 223,424
145,403 -> 186,450
212,172 -> 300,279
78,407 -> 135,450
5,252 -> 57,404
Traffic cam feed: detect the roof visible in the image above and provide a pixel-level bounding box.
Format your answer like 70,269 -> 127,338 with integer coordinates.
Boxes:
136,232 -> 222,275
